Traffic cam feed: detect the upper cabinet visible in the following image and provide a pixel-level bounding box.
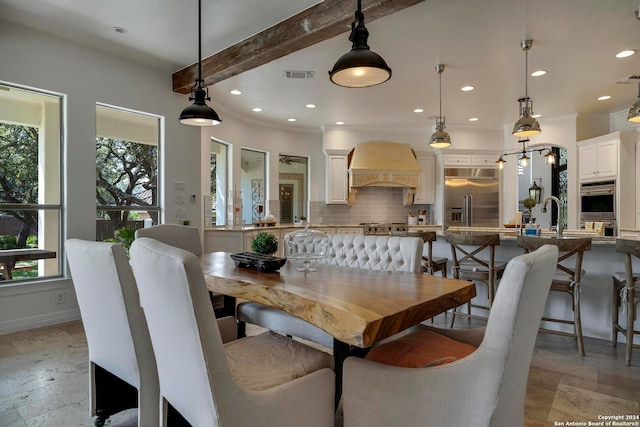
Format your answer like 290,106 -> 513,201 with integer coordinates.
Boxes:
442,153 -> 499,168
578,138 -> 617,181
412,154 -> 435,204
325,151 -> 349,204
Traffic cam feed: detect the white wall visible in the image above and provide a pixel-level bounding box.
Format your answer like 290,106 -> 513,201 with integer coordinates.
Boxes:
0,20 -> 201,333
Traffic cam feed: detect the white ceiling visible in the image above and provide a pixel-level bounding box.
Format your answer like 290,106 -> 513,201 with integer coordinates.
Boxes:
2,0 -> 640,133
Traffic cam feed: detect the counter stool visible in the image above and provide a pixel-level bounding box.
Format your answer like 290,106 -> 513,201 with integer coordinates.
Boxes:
517,235 -> 592,356
612,238 -> 640,366
446,232 -> 506,326
392,231 -> 448,277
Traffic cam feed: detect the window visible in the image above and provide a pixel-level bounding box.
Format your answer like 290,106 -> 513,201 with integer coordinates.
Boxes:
0,83 -> 63,283
209,139 -> 228,226
240,148 -> 266,225
95,105 -> 161,246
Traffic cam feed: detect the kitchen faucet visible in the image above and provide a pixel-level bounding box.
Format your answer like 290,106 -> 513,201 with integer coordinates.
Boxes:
541,196 -> 563,238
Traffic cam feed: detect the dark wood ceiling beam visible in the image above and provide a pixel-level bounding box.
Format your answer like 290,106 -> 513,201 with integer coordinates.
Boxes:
172,0 -> 425,94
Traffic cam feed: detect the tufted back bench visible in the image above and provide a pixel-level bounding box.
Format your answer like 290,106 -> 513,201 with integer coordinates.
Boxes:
289,233 -> 422,272
237,234 -> 423,348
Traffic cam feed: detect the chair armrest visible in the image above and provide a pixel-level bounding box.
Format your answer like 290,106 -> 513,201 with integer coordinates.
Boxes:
418,324 -> 486,347
216,316 -> 238,344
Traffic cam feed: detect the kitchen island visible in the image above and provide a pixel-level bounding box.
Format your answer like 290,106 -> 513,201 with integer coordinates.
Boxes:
429,226 -> 638,347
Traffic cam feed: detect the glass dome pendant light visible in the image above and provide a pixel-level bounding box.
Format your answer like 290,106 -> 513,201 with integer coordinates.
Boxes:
179,0 -> 222,126
328,0 -> 392,88
429,64 -> 452,148
627,82 -> 640,123
512,39 -> 541,137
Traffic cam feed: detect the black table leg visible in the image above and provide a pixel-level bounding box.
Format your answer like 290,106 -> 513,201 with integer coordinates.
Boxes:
333,338 -> 350,409
222,295 -> 236,317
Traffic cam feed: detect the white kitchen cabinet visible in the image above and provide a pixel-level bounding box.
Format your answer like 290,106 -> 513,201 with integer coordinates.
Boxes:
443,154 -> 472,166
325,153 -> 349,204
577,131 -> 637,234
443,153 -> 498,168
412,154 -> 436,204
578,138 -> 617,181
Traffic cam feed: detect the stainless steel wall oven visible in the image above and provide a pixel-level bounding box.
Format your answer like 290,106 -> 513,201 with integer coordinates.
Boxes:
579,180 -> 615,236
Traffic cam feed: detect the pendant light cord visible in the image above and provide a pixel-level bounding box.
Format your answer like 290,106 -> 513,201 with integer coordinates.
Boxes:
439,69 -> 443,118
197,0 -> 203,88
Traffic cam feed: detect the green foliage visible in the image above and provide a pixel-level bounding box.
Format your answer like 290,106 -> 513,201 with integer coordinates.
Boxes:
0,235 -> 17,250
104,227 -> 136,252
251,231 -> 278,255
523,197 -> 537,210
26,235 -> 37,248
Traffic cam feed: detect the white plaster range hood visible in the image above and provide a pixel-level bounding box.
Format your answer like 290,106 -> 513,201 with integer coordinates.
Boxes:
347,141 -> 420,206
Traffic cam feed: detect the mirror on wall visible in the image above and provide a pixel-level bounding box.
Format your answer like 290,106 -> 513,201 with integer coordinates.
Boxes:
517,145 -> 567,229
278,155 -> 308,224
240,148 -> 266,225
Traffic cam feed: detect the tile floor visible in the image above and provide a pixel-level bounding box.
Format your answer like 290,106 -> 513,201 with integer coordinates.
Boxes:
0,316 -> 638,427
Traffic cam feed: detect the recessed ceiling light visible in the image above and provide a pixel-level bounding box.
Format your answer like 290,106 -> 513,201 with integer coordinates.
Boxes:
230,89 -> 242,95
531,70 -> 547,77
336,121 -> 345,125
252,107 -> 262,112
413,108 -> 424,113
461,86 -> 474,92
532,114 -> 542,118
616,50 -> 636,58
305,103 -> 317,109
287,118 -> 296,122
597,95 -> 611,101
468,117 -> 479,122
113,26 -> 128,34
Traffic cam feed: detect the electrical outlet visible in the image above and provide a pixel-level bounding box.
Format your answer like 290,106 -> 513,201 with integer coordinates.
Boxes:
55,291 -> 65,304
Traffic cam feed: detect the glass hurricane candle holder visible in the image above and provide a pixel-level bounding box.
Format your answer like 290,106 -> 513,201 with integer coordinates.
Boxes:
284,225 -> 329,272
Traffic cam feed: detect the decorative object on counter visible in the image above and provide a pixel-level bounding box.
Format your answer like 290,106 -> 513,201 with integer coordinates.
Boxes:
178,0 -> 221,126
230,252 -> 286,273
512,39 -> 541,137
417,210 -> 427,225
528,179 -> 542,204
627,81 -> 640,123
299,215 -> 307,225
254,211 -> 277,227
284,225 -> 329,272
429,64 -> 452,148
407,211 -> 418,226
328,0 -> 391,88
251,231 -> 278,255
523,197 -> 537,223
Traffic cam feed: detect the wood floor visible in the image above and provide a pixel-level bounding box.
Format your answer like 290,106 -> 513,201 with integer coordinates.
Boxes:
0,315 -> 638,426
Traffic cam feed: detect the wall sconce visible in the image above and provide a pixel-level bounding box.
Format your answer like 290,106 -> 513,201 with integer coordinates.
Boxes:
529,178 -> 542,204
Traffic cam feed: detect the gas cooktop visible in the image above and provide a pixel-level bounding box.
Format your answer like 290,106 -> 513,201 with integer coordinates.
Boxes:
361,223 -> 407,235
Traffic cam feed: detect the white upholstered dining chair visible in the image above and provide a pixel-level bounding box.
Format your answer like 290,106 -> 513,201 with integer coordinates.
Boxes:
65,239 -> 159,427
129,237 -> 335,427
342,244 -> 558,427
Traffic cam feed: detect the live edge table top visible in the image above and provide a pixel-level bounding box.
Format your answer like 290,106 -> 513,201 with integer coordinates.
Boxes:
200,252 -> 476,348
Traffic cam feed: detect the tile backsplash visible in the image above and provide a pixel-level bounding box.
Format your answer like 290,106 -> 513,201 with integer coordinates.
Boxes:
309,187 -> 432,225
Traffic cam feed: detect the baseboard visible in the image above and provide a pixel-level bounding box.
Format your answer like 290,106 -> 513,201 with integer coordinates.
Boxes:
0,308 -> 81,335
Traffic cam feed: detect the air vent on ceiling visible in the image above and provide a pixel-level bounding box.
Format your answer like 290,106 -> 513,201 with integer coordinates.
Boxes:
615,75 -> 640,84
284,70 -> 314,79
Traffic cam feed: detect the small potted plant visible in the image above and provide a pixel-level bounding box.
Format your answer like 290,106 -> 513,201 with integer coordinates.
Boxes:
523,197 -> 537,223
299,215 -> 307,226
251,231 -> 278,255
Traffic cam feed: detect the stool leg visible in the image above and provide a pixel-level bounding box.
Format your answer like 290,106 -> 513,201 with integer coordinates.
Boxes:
612,281 -> 620,347
625,286 -> 635,366
574,286 -> 585,356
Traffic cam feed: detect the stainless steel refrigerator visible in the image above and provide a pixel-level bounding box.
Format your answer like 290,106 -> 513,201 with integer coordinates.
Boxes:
445,168 -> 500,228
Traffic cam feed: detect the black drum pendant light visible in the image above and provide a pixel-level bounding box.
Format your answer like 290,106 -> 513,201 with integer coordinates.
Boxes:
328,0 -> 392,88
179,0 -> 221,126
512,39 -> 540,137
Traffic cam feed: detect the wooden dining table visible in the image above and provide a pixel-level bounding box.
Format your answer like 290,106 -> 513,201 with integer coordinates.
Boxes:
200,252 -> 476,405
